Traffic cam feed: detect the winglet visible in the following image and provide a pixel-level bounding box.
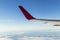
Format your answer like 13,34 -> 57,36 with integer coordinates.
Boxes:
18,6 -> 35,20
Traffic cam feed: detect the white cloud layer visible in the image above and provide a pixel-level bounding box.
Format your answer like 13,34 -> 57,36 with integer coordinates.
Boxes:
0,36 -> 60,40
18,36 -> 59,40
0,37 -> 52,40
0,37 -> 12,40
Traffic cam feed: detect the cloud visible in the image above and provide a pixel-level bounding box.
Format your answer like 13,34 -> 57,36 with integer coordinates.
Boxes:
0,37 -> 12,40
0,35 -> 59,40
18,36 -> 55,40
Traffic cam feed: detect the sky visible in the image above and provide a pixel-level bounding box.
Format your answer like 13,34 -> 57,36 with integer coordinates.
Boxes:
0,0 -> 60,32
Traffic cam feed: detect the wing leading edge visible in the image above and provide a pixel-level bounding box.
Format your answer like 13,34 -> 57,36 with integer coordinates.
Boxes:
18,6 -> 60,26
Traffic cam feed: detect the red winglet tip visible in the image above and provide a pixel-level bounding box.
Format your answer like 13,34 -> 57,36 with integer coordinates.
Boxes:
19,6 -> 35,20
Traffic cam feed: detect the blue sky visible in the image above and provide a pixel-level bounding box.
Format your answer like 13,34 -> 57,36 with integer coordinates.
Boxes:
0,0 -> 60,32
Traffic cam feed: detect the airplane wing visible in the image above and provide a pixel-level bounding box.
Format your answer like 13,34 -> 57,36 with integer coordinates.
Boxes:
18,6 -> 60,26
